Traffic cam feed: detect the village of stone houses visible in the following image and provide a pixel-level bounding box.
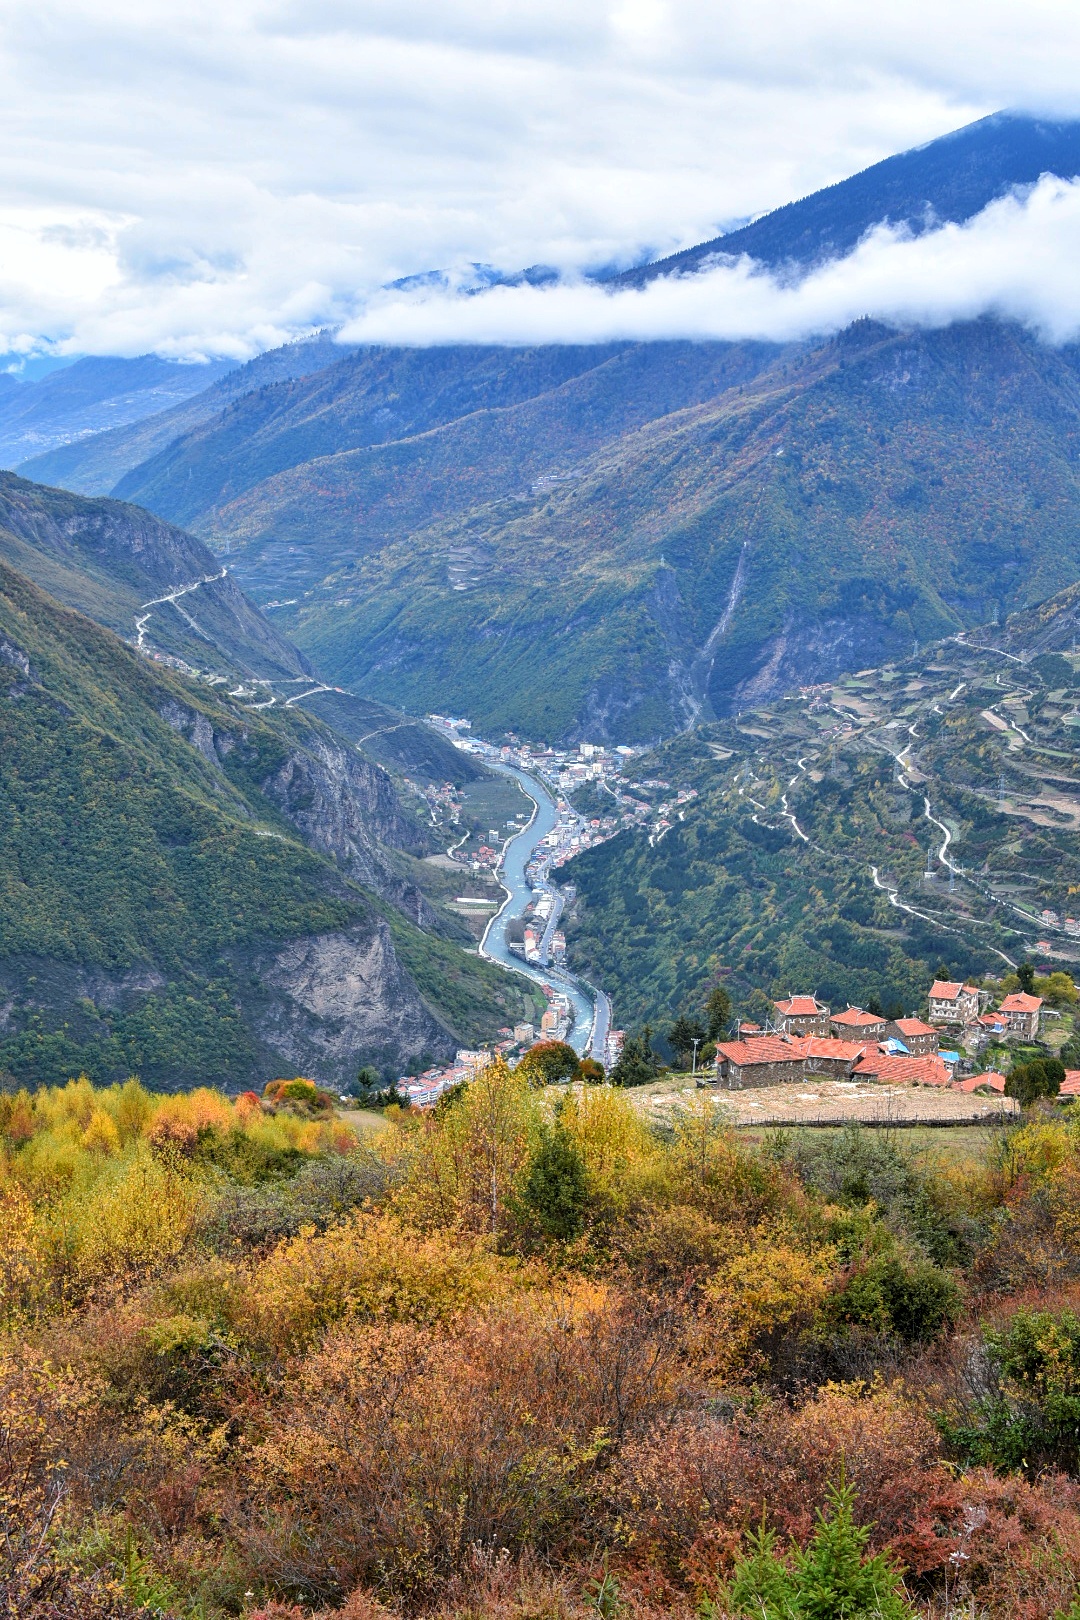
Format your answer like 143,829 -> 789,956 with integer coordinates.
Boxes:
636,970 -> 1080,1130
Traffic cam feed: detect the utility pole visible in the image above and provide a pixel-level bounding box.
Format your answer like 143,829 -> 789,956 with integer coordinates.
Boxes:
691,1037 -> 700,1077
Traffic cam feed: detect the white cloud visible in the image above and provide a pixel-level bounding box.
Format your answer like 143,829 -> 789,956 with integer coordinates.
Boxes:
0,1 -> 1078,355
337,177 -> 1080,349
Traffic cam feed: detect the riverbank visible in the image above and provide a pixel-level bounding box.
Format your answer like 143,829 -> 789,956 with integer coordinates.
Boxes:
477,761 -> 605,1059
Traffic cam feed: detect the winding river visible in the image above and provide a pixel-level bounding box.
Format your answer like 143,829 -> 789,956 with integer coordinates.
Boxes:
477,762 -> 609,1059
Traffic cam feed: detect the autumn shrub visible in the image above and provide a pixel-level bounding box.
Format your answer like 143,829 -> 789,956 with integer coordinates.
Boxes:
613,1380 -> 945,1587
941,1305 -> 1080,1476
788,1123 -> 970,1267
263,1076 -> 335,1113
196,1146 -> 399,1254
0,1352 -> 149,1617
238,1211 -> 520,1356
975,1121 -> 1080,1291
17,1075 -> 1080,1617
660,1100 -> 791,1229
700,1225 -> 837,1379
237,1285 -> 681,1604
394,1059 -> 541,1237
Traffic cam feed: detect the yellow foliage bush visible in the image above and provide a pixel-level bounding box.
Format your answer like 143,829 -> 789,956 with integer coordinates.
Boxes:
81,1107 -> 121,1156
556,1084 -> 659,1213
41,1148 -> 208,1295
702,1225 -> 837,1377
241,1211 -> 520,1355
0,1178 -> 43,1326
395,1059 -> 541,1236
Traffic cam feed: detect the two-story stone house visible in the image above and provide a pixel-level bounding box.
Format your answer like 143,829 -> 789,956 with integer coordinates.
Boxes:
773,995 -> 831,1036
928,980 -> 980,1025
885,1017 -> 940,1056
998,991 -> 1043,1038
830,1006 -> 888,1042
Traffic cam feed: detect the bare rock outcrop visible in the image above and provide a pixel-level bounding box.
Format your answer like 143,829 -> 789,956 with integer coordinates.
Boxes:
250,919 -> 454,1081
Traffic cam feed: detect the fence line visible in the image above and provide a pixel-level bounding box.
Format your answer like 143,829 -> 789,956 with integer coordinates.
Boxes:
731,1110 -> 1018,1130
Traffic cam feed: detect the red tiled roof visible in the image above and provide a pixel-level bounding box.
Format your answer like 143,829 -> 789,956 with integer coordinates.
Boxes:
953,1070 -> 1007,1094
1000,992 -> 1043,1013
804,1037 -> 871,1062
976,1012 -> 1007,1028
894,1017 -> 936,1036
1060,1070 -> 1080,1097
853,1052 -> 951,1086
832,1007 -> 885,1028
716,1035 -> 806,1067
929,980 -> 963,999
775,995 -> 825,1016
717,1033 -> 869,1070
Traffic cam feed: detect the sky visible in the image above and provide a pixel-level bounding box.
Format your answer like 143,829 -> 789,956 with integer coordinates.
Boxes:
2,0 -> 1080,360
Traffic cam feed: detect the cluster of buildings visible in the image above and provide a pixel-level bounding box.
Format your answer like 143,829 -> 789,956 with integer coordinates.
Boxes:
395,993 -> 580,1106
396,1046 -> 495,1109
712,980 -> 1057,1095
396,1016 -> 565,1108
1039,908 -> 1080,937
426,718 -> 698,850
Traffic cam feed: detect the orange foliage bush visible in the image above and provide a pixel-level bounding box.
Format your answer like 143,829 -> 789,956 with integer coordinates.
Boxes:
613,1380 -> 943,1585
237,1286 -> 682,1604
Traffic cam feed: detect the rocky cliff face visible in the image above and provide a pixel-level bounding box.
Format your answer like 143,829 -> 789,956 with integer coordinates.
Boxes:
247,918 -> 455,1081
159,695 -> 448,934
261,732 -> 448,933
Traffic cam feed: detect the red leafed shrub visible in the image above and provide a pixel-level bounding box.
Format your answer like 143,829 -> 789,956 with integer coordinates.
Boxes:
613,1384 -> 1080,1617
613,1381 -> 945,1587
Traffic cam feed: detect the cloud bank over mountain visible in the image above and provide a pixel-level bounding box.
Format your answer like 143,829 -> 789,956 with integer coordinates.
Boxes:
338,177 -> 1080,349
1,0 -> 1080,357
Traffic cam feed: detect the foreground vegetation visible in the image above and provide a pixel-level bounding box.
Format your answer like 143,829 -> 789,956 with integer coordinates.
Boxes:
9,1070 -> 1080,1617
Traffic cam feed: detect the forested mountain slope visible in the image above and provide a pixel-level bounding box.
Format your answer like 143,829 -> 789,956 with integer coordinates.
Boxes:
280,318 -> 1080,742
0,560 -> 532,1090
0,471 -> 310,682
109,341 -> 784,539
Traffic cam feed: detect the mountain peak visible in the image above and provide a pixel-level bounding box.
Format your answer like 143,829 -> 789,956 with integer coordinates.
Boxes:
608,109 -> 1080,286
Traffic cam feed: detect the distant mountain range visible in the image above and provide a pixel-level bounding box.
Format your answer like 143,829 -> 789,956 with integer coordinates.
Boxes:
10,110 -> 1080,744
0,354 -> 236,467
18,331 -> 352,496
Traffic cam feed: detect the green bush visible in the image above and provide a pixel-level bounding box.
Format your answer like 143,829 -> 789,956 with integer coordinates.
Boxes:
827,1252 -> 961,1343
1006,1058 -> 1064,1106
520,1121 -> 589,1242
714,1479 -> 917,1619
941,1307 -> 1080,1475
